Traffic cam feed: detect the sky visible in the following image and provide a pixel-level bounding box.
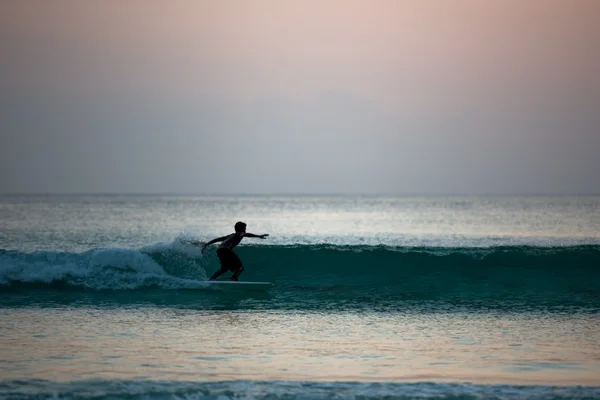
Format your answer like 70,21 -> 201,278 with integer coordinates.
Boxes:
1,0 -> 599,195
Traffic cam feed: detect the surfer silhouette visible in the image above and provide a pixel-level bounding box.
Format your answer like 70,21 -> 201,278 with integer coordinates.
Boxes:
198,221 -> 269,281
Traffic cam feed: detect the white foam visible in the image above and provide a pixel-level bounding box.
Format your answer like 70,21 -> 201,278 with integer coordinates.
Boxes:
141,234 -> 207,259
0,244 -> 210,290
90,248 -> 165,275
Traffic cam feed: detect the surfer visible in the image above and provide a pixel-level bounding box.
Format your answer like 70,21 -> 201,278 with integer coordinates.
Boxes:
198,221 -> 269,281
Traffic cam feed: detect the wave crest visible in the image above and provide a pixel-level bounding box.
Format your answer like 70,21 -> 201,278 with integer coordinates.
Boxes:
1,244 -> 599,309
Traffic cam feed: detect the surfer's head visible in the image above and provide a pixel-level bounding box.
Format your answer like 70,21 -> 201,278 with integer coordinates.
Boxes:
234,221 -> 247,233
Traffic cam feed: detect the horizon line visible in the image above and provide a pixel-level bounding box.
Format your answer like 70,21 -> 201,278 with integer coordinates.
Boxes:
1,192 -> 599,197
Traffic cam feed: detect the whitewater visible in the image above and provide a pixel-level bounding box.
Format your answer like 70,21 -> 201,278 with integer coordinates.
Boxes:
0,195 -> 599,399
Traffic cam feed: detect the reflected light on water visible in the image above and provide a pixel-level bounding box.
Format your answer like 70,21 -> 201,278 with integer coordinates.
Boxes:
0,308 -> 598,385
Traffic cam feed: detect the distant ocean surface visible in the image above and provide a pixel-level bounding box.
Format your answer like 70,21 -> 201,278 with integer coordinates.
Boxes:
1,195 -> 599,400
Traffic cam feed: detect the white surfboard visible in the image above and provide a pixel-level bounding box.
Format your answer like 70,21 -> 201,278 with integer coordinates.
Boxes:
200,281 -> 274,290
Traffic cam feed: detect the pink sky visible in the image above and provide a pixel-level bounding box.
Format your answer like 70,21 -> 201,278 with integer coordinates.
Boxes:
1,1 -> 599,194
2,0 -> 598,102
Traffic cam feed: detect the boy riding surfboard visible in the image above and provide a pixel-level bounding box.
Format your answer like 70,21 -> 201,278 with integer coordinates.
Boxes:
196,221 -> 269,281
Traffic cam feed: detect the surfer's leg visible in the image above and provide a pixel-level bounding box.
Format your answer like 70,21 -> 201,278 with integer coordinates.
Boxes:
231,265 -> 244,281
209,265 -> 228,280
210,248 -> 231,280
229,252 -> 244,281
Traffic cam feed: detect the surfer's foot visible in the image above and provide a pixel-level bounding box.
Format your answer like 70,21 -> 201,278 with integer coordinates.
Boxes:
230,277 -> 239,281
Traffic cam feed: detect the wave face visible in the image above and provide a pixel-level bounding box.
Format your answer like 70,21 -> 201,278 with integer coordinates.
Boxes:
1,244 -> 599,310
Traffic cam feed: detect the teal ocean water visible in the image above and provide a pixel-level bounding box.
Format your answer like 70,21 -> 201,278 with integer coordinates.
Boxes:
1,195 -> 599,399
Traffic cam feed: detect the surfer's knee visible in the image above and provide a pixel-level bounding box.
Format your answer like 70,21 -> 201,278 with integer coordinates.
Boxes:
232,265 -> 244,278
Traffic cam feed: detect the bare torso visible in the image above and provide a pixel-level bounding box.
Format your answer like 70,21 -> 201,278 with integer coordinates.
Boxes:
218,233 -> 244,250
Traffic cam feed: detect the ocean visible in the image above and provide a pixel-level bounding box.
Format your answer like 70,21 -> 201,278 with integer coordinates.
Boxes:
0,194 -> 599,399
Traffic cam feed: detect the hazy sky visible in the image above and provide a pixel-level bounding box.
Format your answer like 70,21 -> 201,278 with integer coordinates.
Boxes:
1,0 -> 599,194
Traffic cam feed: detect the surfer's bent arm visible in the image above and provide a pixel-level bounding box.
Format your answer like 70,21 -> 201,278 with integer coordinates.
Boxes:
202,235 -> 230,248
244,233 -> 269,239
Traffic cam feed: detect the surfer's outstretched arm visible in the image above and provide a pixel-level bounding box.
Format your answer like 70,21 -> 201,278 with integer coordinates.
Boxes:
244,233 -> 269,239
